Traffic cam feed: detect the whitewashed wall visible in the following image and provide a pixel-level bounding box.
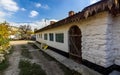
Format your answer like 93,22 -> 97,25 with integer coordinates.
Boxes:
111,15 -> 120,66
80,12 -> 114,68
36,26 -> 69,52
36,12 -> 114,67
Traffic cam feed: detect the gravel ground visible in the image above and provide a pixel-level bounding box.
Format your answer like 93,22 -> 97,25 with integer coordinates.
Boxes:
3,40 -> 64,75
27,42 -> 64,75
3,41 -> 27,75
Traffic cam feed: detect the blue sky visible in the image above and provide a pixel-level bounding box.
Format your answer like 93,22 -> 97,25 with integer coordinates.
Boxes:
0,0 -> 100,29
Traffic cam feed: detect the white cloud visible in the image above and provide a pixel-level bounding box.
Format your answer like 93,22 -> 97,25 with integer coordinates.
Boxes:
0,11 -> 5,17
0,0 -> 19,12
35,3 -> 49,9
0,11 -> 6,22
9,19 -> 58,31
0,10 -> 14,22
29,10 -> 39,18
30,19 -> 58,30
49,19 -> 58,22
90,0 -> 100,4
0,0 -> 19,22
42,5 -> 50,9
35,3 -> 41,8
0,18 -> 5,22
21,8 -> 26,11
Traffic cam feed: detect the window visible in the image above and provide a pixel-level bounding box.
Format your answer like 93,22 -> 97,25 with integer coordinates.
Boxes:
44,33 -> 47,40
38,34 -> 39,38
36,34 -> 38,38
38,34 -> 42,38
49,33 -> 54,41
39,34 -> 41,38
55,33 -> 64,43
41,34 -> 42,38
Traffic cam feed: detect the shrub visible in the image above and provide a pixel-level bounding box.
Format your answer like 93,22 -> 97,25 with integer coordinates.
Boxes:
0,59 -> 9,71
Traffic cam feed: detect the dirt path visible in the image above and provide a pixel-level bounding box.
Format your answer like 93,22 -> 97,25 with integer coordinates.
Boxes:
3,41 -> 27,75
27,43 -> 64,75
4,41 -> 64,75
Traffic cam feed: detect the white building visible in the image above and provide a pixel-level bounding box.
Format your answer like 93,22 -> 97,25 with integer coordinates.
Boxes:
35,0 -> 120,74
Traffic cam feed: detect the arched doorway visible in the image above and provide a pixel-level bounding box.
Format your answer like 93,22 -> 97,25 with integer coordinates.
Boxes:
69,25 -> 82,63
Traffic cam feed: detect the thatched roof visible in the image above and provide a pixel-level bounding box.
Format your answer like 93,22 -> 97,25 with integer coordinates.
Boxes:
35,0 -> 120,33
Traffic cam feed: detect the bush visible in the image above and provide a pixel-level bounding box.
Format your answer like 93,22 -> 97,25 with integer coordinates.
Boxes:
19,60 -> 46,75
0,59 -> 9,71
0,46 -> 13,72
8,46 -> 14,55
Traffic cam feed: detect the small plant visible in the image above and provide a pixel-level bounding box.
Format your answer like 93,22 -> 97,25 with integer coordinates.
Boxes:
19,59 -> 46,75
8,46 -> 14,55
6,46 -> 14,55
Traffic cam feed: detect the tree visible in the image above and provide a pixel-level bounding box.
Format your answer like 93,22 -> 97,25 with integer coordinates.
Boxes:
34,28 -> 38,32
0,22 -> 10,53
19,25 -> 33,39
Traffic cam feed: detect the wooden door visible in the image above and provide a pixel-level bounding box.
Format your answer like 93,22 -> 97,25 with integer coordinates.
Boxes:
69,26 -> 82,63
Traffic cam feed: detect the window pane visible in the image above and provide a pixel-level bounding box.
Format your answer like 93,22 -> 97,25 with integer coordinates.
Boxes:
49,33 -> 54,41
39,34 -> 41,38
44,33 -> 47,40
55,33 -> 64,43
40,34 -> 42,38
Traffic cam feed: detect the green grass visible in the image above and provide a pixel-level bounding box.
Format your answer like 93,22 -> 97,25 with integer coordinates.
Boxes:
19,59 -> 46,75
21,45 -> 27,49
39,50 -> 54,61
40,51 -> 72,75
28,42 -> 39,49
40,50 -> 81,75
0,59 -> 9,71
21,49 -> 32,59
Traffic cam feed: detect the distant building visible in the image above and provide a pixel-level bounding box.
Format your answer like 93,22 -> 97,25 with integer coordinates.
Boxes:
35,0 -> 120,74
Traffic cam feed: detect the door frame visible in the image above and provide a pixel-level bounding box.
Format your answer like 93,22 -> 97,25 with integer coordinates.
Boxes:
68,25 -> 82,63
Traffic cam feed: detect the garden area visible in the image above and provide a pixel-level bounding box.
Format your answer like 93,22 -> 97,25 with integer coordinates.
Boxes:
0,22 -> 11,73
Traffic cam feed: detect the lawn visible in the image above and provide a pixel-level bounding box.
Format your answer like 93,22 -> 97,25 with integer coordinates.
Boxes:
19,59 -> 46,75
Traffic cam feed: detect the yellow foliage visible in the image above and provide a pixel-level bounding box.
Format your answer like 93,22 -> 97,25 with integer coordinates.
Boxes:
0,22 -> 10,52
